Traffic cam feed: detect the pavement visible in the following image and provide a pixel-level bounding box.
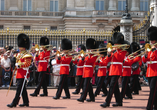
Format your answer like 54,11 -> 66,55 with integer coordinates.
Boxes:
0,86 -> 149,110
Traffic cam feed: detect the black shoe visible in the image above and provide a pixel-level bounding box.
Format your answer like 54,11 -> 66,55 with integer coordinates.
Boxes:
72,91 -> 79,94
153,109 -> 157,110
30,93 -> 37,97
86,99 -> 95,102
94,93 -> 97,97
100,102 -> 109,108
132,92 -> 139,95
7,103 -> 16,108
19,103 -> 29,107
62,96 -> 70,99
40,94 -> 48,97
112,103 -> 122,107
80,92 -> 83,94
124,96 -> 132,99
77,98 -> 84,102
53,96 -> 60,100
102,94 -> 107,97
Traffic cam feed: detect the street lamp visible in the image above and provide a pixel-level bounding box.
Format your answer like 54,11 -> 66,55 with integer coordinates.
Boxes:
122,0 -> 131,19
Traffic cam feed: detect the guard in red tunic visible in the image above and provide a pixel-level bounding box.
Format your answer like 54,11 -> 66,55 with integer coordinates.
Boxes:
30,36 -> 50,97
7,33 -> 32,108
94,44 -> 109,97
53,38 -> 72,99
121,41 -> 133,99
100,32 -> 127,108
72,44 -> 86,94
130,42 -> 142,95
142,26 -> 157,110
77,38 -> 97,102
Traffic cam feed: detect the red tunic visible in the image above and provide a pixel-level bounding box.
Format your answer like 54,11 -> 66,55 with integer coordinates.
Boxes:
109,49 -> 127,76
95,56 -> 110,77
131,56 -> 142,75
16,52 -> 32,79
83,54 -> 97,78
122,56 -> 133,76
35,49 -> 50,72
73,56 -> 85,76
57,55 -> 72,75
142,49 -> 157,77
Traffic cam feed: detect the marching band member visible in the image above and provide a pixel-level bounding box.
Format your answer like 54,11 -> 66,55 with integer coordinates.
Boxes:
94,44 -> 109,97
77,38 -> 97,102
121,41 -> 133,99
130,42 -> 142,95
100,32 -> 127,108
72,44 -> 86,94
53,38 -> 72,99
30,36 -> 50,97
7,33 -> 32,108
142,26 -> 157,110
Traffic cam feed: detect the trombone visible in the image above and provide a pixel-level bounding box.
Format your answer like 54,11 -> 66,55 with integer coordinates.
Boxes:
106,43 -> 130,52
128,43 -> 157,60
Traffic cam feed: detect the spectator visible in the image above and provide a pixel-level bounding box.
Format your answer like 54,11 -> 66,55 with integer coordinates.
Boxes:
1,53 -> 11,87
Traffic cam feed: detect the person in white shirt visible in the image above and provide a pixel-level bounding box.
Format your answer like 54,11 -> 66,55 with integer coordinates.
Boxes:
1,53 -> 11,87
51,58 -> 60,87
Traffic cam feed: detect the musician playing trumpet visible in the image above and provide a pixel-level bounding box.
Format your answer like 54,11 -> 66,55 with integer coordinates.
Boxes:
142,26 -> 157,110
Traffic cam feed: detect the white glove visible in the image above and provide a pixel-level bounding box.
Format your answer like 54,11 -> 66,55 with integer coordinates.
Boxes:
15,63 -> 20,68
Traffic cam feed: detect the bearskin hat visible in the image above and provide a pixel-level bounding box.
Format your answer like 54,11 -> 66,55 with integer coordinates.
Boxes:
78,44 -> 86,52
147,26 -> 157,41
99,43 -> 107,56
131,42 -> 141,54
122,40 -> 132,54
17,33 -> 30,50
61,38 -> 72,50
86,38 -> 96,49
112,32 -> 124,44
5,45 -> 13,50
40,36 -> 49,45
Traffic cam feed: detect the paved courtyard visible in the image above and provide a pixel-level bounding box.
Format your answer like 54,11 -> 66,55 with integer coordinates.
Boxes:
0,87 -> 149,110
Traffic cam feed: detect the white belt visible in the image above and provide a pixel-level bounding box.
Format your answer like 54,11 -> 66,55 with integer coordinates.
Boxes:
61,64 -> 69,66
77,66 -> 84,68
84,65 -> 93,67
147,61 -> 157,64
39,60 -> 47,62
111,62 -> 123,65
123,66 -> 131,68
99,66 -> 107,68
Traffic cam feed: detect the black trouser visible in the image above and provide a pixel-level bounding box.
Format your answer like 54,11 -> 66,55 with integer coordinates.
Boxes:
147,77 -> 157,110
80,77 -> 94,100
34,71 -> 47,95
95,76 -> 108,96
75,76 -> 84,93
121,76 -> 132,98
12,79 -> 29,105
105,71 -> 111,87
105,75 -> 122,104
56,74 -> 70,98
130,75 -> 139,94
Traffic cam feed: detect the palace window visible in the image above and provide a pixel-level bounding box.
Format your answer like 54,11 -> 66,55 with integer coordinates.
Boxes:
24,26 -> 30,30
0,0 -> 5,11
23,0 -> 32,11
50,0 -> 58,12
118,0 -> 126,11
95,0 -> 104,10
50,26 -> 57,30
140,0 -> 149,11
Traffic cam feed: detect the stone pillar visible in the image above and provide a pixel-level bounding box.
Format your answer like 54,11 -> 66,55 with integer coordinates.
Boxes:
120,19 -> 133,43
131,0 -> 140,11
9,0 -> 19,11
66,0 -> 75,10
150,0 -> 157,26
108,0 -> 116,10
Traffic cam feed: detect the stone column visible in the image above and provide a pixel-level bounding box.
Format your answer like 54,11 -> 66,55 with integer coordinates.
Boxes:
150,0 -> 157,26
108,0 -> 116,10
131,0 -> 140,11
120,18 -> 133,43
66,0 -> 75,10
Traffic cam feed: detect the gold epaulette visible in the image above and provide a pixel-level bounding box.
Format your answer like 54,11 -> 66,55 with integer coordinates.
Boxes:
22,54 -> 33,59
